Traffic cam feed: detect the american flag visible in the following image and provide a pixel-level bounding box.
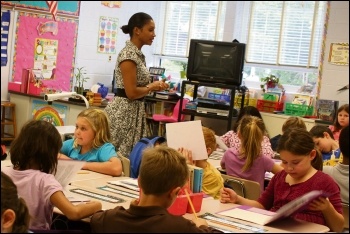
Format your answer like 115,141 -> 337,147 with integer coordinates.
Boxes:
46,1 -> 58,21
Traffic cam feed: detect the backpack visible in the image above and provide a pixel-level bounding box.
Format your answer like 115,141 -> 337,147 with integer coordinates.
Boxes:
129,136 -> 166,178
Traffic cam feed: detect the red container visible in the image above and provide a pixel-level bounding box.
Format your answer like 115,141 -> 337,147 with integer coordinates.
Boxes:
167,195 -> 188,216
257,99 -> 284,113
186,192 -> 204,213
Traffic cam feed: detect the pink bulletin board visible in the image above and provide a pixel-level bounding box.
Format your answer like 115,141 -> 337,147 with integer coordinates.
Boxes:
12,12 -> 78,92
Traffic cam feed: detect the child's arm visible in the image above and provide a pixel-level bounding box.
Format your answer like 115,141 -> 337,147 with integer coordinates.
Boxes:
308,197 -> 344,232
220,187 -> 264,208
82,157 -> 122,176
58,153 -> 72,160
50,191 -> 102,221
271,163 -> 283,174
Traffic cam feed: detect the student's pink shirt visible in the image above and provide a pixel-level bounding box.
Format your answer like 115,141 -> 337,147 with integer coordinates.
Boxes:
2,167 -> 63,230
220,130 -> 274,158
328,125 -> 341,141
220,147 -> 275,193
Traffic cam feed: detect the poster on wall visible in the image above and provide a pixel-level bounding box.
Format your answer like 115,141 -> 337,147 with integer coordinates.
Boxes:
34,38 -> 58,79
101,1 -> 122,8
97,16 -> 118,54
31,99 -> 68,126
328,43 -> 349,66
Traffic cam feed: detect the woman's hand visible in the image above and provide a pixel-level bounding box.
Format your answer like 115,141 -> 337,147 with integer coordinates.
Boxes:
220,187 -> 238,204
150,80 -> 169,91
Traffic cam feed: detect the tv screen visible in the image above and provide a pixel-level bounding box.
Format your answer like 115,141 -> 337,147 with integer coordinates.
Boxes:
186,39 -> 246,86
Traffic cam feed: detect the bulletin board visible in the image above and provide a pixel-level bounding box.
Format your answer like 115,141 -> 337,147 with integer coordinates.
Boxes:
1,1 -> 80,17
11,12 -> 78,92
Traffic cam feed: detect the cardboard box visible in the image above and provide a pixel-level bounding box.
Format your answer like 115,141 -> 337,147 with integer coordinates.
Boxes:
8,82 -> 22,92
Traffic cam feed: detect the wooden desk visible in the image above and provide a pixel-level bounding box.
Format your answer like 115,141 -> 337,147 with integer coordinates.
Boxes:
70,170 -> 114,183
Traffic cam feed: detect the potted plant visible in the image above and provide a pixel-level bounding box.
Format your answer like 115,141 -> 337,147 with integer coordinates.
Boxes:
74,67 -> 89,94
179,61 -> 187,79
260,74 -> 281,93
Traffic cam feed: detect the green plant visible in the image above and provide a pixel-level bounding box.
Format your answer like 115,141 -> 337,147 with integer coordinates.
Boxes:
260,74 -> 280,93
74,67 -> 89,91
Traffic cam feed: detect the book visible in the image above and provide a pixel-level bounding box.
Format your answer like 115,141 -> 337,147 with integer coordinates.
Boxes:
292,94 -> 313,106
187,164 -> 203,193
316,99 -> 339,122
217,190 -> 330,225
155,91 -> 180,100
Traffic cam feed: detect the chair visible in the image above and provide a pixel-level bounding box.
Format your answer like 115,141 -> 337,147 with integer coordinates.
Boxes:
1,101 -> 17,142
343,202 -> 349,230
152,98 -> 190,136
118,152 -> 130,177
221,174 -> 261,200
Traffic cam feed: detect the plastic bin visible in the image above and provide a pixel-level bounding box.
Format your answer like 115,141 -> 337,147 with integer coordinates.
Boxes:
257,99 -> 284,113
284,103 -> 314,116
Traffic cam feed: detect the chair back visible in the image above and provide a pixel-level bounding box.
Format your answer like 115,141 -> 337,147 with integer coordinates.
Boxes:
221,174 -> 261,200
343,202 -> 349,230
118,152 -> 130,177
173,98 -> 190,121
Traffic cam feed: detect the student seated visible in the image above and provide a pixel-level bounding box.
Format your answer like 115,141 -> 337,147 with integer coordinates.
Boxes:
220,128 -> 344,232
60,108 -> 123,176
328,104 -> 349,141
323,126 -> 349,204
269,116 -> 307,151
178,126 -> 223,199
309,125 -> 341,166
220,106 -> 274,158
90,146 -> 222,233
1,172 -> 30,233
2,120 -> 102,231
221,116 -> 283,193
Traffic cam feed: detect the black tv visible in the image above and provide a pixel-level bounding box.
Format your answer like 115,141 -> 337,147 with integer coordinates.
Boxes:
186,39 -> 246,86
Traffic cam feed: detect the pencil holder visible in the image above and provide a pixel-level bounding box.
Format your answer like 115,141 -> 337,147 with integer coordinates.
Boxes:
186,192 -> 204,214
167,195 -> 188,216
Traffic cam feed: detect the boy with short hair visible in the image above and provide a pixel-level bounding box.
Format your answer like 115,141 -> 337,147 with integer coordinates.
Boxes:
323,126 -> 349,203
90,146 -> 221,233
309,125 -> 341,166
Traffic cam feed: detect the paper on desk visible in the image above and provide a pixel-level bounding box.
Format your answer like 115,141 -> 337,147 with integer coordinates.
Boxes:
108,178 -> 140,192
215,135 -> 228,151
166,120 -> 207,160
55,159 -> 85,189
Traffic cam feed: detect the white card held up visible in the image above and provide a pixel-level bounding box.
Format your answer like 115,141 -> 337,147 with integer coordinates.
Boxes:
166,120 -> 208,160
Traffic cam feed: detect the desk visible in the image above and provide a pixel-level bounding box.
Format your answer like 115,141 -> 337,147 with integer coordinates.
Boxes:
59,176 -> 330,233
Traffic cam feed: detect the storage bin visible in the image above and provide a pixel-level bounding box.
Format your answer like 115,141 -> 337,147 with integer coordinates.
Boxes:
167,195 -> 188,215
284,103 -> 314,117
257,99 -> 284,113
186,192 -> 204,213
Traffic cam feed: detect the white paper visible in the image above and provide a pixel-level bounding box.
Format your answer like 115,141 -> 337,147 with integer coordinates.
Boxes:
55,159 -> 85,189
166,120 -> 208,160
108,178 -> 140,192
215,135 -> 228,151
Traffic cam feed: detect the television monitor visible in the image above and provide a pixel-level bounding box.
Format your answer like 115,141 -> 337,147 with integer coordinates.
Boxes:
186,39 -> 246,86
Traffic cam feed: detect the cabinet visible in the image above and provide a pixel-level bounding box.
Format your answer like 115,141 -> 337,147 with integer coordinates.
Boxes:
178,80 -> 245,132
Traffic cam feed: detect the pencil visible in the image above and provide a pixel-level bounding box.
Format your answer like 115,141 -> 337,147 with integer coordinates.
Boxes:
185,189 -> 198,220
77,171 -> 90,174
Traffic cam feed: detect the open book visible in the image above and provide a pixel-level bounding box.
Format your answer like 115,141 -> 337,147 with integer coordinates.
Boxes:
217,190 -> 330,225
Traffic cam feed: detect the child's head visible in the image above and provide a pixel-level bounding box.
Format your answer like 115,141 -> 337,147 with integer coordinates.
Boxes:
278,128 -> 323,172
333,104 -> 349,132
74,108 -> 111,148
202,126 -> 216,157
138,146 -> 189,206
233,106 -> 263,132
339,126 -> 349,163
9,120 -> 62,174
282,116 -> 307,133
238,115 -> 266,171
1,172 -> 30,233
309,125 -> 337,153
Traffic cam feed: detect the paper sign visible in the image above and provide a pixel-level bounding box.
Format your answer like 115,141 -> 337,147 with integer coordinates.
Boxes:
166,120 -> 207,160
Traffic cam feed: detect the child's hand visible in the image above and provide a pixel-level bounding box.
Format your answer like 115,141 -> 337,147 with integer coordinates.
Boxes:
192,217 -> 208,227
178,147 -> 194,165
220,187 -> 238,204
308,197 -> 331,211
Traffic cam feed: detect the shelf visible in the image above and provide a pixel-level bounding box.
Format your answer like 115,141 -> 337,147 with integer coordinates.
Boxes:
181,109 -> 237,120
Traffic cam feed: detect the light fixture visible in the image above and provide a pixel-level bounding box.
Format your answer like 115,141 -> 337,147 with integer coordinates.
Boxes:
44,92 -> 89,109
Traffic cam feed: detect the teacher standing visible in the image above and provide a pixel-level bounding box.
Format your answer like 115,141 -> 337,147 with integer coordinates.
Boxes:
105,12 -> 169,158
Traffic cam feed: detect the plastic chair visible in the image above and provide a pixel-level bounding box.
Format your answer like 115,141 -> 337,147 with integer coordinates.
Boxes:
118,152 -> 130,177
152,98 -> 190,136
221,174 -> 261,200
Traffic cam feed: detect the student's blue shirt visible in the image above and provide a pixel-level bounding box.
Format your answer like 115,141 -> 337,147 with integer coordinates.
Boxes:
61,139 -> 117,162
322,148 -> 341,161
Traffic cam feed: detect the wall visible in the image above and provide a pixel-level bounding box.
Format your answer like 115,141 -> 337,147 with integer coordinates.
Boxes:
319,1 -> 349,107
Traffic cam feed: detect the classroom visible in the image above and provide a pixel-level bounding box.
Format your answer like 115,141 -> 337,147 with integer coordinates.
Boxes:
1,1 -> 349,233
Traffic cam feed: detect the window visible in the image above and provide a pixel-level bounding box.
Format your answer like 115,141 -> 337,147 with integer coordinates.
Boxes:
155,1 -> 227,79
243,1 -> 327,94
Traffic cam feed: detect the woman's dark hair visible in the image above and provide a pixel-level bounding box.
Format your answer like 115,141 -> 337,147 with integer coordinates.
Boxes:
1,172 -> 30,233
278,128 -> 323,170
232,106 -> 263,132
10,120 -> 62,174
120,12 -> 153,37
